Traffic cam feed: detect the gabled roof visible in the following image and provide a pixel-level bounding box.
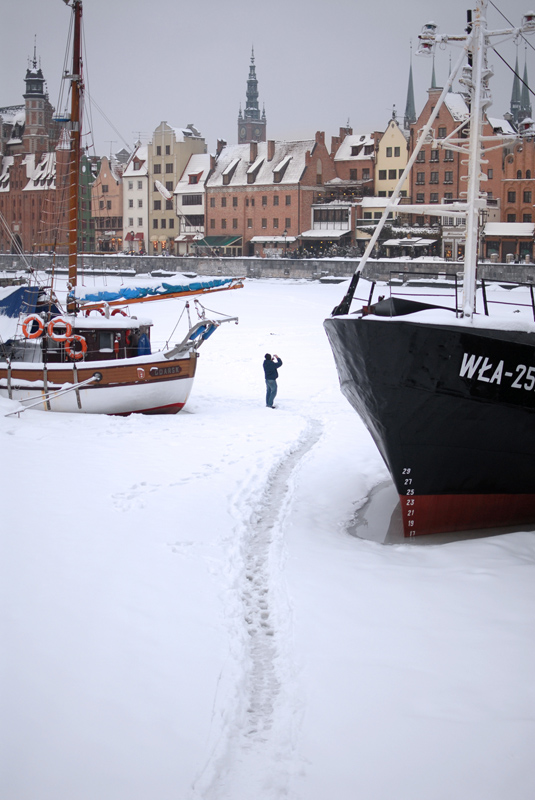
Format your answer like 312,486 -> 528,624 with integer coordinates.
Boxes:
443,93 -> 469,122
487,117 -> 516,135
0,105 -> 25,125
23,152 -> 56,191
334,133 -> 376,161
123,145 -> 148,177
175,153 -> 212,194
207,140 -> 314,187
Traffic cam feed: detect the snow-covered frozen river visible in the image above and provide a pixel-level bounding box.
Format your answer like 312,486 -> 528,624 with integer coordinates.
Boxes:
1,276 -> 534,800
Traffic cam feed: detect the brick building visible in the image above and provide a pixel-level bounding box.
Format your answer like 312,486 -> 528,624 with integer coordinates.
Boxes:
91,156 -> 124,252
502,139 -> 535,224
203,133 -> 337,257
407,88 -> 509,250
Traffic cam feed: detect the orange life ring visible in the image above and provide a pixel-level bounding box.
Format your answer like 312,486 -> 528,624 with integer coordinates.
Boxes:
47,317 -> 73,342
65,335 -> 87,360
22,315 -> 45,339
111,308 -> 128,317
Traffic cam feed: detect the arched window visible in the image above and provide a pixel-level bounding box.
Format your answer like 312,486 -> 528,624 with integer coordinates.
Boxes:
527,170 -> 532,179
517,170 -> 522,179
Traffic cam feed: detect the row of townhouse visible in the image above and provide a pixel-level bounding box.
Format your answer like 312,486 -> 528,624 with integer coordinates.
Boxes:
115,122 -> 408,258
3,99 -> 535,262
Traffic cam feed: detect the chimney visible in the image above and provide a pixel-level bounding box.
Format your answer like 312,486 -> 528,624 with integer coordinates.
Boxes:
267,140 -> 275,161
210,154 -> 216,170
250,141 -> 258,163
216,139 -> 226,156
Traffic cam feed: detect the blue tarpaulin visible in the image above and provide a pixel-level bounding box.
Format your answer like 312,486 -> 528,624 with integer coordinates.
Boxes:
0,285 -> 39,318
0,285 -> 40,342
73,278 -> 235,305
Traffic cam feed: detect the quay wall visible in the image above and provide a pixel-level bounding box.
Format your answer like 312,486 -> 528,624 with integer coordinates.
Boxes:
1,253 -> 534,284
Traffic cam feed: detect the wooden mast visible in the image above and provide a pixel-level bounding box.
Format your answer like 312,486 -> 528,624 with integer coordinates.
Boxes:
67,0 -> 82,313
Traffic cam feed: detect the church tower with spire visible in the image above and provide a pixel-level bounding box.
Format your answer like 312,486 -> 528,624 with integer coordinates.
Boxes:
22,41 -> 57,154
404,46 -> 417,130
520,50 -> 532,122
238,47 -> 267,144
510,50 -> 522,126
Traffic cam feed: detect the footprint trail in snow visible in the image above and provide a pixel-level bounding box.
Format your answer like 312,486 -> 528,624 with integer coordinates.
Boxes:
194,419 -> 323,799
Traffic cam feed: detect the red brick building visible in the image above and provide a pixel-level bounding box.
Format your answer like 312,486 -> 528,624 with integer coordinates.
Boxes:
0,145 -> 71,254
502,138 -> 535,224
408,88 -> 506,226
203,133 -> 337,256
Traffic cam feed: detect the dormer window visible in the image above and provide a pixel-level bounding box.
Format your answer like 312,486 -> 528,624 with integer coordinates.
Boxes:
247,158 -> 264,184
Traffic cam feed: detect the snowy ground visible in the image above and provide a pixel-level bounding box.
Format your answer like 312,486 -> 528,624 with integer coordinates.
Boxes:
1,277 -> 534,800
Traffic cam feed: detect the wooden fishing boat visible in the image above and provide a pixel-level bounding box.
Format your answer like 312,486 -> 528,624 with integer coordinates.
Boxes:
0,0 -> 242,415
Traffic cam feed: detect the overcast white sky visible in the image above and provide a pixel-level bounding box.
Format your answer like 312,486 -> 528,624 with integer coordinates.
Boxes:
2,0 -> 534,157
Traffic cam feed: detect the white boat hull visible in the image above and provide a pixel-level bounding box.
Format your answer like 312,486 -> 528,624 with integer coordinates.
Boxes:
0,351 -> 198,415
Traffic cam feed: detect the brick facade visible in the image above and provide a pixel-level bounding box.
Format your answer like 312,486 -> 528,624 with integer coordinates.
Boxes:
205,133 -> 337,256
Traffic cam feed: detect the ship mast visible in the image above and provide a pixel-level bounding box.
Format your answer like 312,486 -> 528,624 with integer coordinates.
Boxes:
66,0 -> 82,313
331,0 -> 535,319
462,1 -> 488,318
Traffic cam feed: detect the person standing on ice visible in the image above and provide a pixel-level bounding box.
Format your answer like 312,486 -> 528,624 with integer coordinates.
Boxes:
263,353 -> 282,408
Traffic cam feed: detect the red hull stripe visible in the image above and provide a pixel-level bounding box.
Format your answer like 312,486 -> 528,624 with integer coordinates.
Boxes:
113,402 -> 185,417
401,493 -> 535,537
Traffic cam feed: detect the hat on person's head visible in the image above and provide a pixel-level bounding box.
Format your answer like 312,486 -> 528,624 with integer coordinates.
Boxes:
264,353 -> 271,360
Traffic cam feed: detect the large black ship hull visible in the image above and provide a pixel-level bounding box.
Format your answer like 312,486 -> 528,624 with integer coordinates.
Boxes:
324,313 -> 535,536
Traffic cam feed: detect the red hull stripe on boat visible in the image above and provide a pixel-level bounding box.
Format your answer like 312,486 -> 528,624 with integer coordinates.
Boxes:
113,402 -> 185,417
400,493 -> 535,537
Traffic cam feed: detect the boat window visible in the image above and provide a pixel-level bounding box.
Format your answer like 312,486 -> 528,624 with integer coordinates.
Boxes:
99,332 -> 113,351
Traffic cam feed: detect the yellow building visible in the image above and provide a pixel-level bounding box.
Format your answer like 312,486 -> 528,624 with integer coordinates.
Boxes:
375,116 -> 409,198
148,122 -> 207,254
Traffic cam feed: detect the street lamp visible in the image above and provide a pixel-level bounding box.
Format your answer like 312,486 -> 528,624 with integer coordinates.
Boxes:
283,228 -> 288,257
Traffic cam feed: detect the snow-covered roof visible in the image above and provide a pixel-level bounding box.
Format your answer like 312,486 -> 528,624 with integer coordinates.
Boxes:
444,93 -> 469,122
222,157 -> 241,176
334,133 -> 376,162
0,156 -> 14,192
484,222 -> 535,237
56,127 -> 70,151
123,145 -> 148,177
359,196 -> 401,208
171,123 -> 204,142
175,153 -> 211,195
24,153 -> 57,192
207,140 -> 313,187
300,229 -> 350,239
0,104 -> 25,124
250,235 -> 297,243
487,117 -> 516,136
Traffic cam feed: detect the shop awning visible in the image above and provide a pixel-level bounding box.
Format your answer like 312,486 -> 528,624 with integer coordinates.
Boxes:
174,233 -> 203,242
299,229 -> 350,240
483,222 -> 535,237
250,235 -> 297,243
195,236 -> 242,248
383,237 -> 438,247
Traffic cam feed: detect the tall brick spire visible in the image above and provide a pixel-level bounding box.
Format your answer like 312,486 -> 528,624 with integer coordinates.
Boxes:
238,47 -> 267,144
404,45 -> 416,130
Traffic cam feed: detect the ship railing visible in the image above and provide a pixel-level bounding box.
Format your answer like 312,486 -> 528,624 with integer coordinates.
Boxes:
388,270 -> 462,313
480,278 -> 535,321
350,271 -> 462,314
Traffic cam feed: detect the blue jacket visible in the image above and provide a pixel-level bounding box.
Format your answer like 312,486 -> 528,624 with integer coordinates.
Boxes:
263,357 -> 282,380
